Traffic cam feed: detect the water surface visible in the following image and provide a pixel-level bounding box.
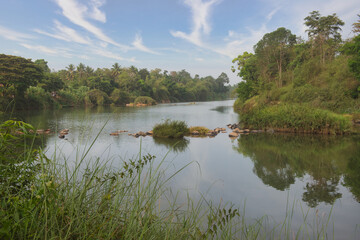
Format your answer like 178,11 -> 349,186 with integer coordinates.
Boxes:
8,100 -> 360,239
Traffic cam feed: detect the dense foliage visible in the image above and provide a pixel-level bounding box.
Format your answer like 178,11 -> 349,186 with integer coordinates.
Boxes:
232,11 -> 360,132
0,57 -> 231,111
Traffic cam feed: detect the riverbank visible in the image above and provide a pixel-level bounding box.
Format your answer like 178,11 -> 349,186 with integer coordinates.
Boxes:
234,97 -> 360,134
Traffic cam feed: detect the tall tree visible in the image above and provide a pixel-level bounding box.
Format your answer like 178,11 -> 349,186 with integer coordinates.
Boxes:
34,59 -> 50,73
254,27 -> 296,87
111,63 -> 121,79
0,54 -> 43,104
66,64 -> 76,82
353,14 -> 360,35
304,11 -> 344,64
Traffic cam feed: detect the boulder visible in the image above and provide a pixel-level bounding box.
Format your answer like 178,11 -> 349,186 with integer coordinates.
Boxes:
206,130 -> 217,137
137,131 -> 147,137
146,130 -> 153,135
233,128 -> 243,133
59,129 -> 69,135
191,130 -> 200,135
229,132 -> 239,138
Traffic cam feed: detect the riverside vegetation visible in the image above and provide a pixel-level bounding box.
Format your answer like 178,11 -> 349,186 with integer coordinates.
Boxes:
0,54 -> 232,111
232,11 -> 360,134
0,119 -> 340,239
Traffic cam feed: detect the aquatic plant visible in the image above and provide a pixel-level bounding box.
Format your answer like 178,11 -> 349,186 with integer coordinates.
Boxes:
153,119 -> 190,138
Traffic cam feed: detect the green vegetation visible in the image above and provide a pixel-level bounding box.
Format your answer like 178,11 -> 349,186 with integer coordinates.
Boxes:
232,11 -> 360,133
133,96 -> 156,105
189,126 -> 211,135
153,120 -> 190,138
0,119 -> 343,239
0,56 -> 231,111
240,103 -> 351,134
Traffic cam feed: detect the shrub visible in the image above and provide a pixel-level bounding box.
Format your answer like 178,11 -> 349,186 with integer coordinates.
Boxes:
153,120 -> 189,138
25,86 -> 58,109
110,89 -> 131,106
86,89 -> 110,106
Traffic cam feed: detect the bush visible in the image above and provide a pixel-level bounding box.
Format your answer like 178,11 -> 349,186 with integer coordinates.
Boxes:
153,120 -> 189,138
57,86 -> 90,106
134,96 -> 156,105
25,86 -> 58,109
110,89 -> 131,106
86,89 -> 110,106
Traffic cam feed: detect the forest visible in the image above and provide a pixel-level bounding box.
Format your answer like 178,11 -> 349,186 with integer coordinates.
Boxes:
0,55 -> 231,111
232,11 -> 360,133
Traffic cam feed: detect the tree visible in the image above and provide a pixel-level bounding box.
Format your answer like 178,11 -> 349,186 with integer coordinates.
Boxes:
40,72 -> 65,92
111,63 -> 121,79
66,64 -> 76,82
232,52 -> 259,100
215,72 -> 229,93
304,11 -> 344,64
0,54 -> 43,105
353,14 -> 360,35
34,59 -> 50,73
254,27 -> 296,87
343,35 -> 360,81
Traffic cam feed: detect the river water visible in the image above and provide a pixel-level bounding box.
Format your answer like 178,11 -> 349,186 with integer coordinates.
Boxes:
8,100 -> 360,239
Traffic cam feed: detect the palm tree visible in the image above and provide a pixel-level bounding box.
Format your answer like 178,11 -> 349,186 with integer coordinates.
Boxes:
66,64 -> 75,81
111,63 -> 121,79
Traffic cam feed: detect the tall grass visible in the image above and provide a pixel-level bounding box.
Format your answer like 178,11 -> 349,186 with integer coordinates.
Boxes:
0,120 -> 347,239
153,119 -> 190,138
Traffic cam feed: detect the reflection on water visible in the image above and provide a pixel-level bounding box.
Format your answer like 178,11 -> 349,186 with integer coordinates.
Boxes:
210,105 -> 232,113
153,137 -> 189,153
235,133 -> 360,206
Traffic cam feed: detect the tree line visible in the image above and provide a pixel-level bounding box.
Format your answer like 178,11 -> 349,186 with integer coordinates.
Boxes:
0,55 -> 231,111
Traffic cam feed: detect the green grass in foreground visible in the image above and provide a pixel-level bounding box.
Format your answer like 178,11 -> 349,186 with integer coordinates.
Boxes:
0,120 -> 346,239
239,103 -> 352,134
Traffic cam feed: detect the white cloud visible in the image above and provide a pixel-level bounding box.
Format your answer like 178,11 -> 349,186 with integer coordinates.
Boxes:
54,0 -> 130,51
195,58 -> 204,62
132,33 -> 160,55
215,24 -> 268,58
20,43 -> 60,55
34,20 -> 91,44
88,0 -> 106,22
92,48 -> 137,62
266,7 -> 280,21
0,25 -> 35,41
171,0 -> 221,47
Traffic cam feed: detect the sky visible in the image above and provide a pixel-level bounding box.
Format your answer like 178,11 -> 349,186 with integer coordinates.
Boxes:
0,0 -> 359,85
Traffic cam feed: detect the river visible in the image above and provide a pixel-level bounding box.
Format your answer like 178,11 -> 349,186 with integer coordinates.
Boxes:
7,100 -> 360,239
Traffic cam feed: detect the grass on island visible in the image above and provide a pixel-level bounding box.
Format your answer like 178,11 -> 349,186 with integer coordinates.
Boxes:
0,119 -> 343,239
153,119 -> 190,138
189,126 -> 211,135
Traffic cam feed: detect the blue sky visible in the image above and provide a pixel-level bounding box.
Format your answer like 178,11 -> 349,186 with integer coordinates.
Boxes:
0,0 -> 359,84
